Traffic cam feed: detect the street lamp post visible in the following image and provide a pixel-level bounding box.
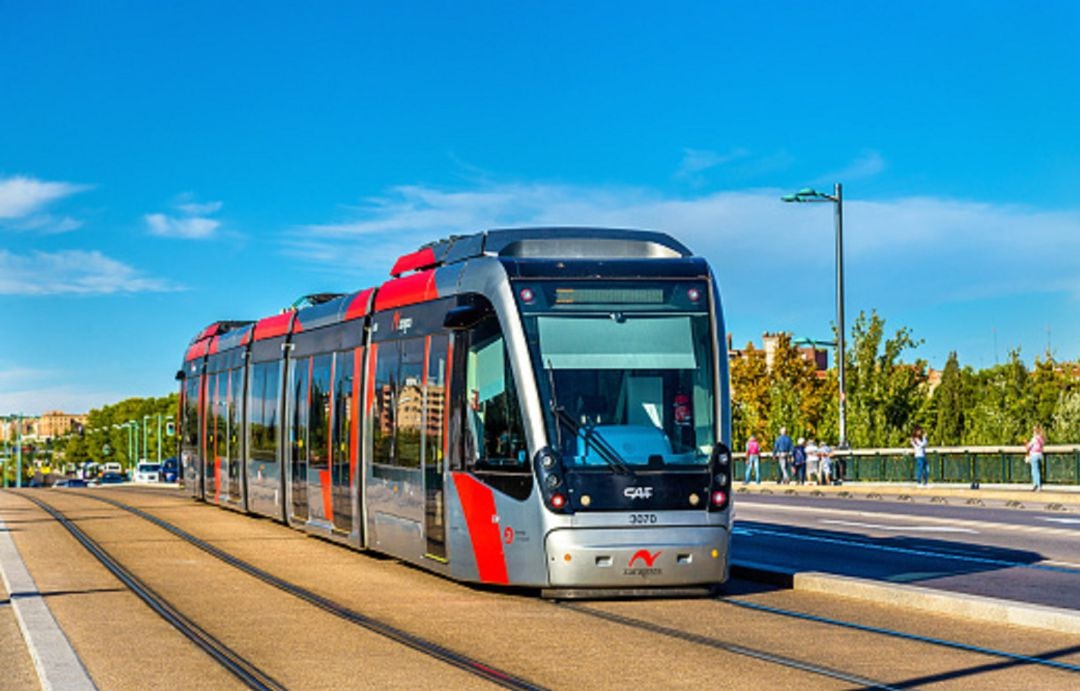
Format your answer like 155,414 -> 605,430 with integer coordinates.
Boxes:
142,415 -> 150,466
782,183 -> 847,448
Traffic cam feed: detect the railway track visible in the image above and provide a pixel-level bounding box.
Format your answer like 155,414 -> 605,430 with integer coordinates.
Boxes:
54,489 -> 1080,688
18,492 -> 285,691
21,490 -> 543,691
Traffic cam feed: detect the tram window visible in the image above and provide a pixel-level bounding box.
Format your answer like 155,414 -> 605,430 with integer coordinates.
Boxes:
424,334 -> 449,470
332,350 -> 355,474
291,357 -> 311,466
309,354 -> 332,469
372,343 -> 398,466
249,362 -> 280,463
465,316 -> 528,475
395,338 -> 425,469
183,376 -> 200,447
228,368 -> 243,460
214,373 -> 228,465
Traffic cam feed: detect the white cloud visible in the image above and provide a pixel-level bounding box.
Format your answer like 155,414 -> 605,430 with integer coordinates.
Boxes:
0,250 -> 179,295
0,175 -> 89,218
144,213 -> 221,239
144,197 -> 223,239
817,150 -> 887,184
674,148 -> 750,186
177,200 -> 223,215
0,385 -> 124,416
289,181 -> 1080,324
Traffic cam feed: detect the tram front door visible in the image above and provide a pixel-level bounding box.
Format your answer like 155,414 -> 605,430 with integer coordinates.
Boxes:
424,334 -> 450,560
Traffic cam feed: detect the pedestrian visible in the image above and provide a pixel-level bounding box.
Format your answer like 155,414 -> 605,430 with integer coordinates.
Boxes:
805,439 -> 819,485
1025,425 -> 1045,491
744,435 -> 761,485
792,438 -> 807,484
911,426 -> 929,487
818,441 -> 833,485
773,427 -> 793,484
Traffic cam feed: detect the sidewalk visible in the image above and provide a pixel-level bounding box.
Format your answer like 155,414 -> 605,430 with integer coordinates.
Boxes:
735,480 -> 1080,510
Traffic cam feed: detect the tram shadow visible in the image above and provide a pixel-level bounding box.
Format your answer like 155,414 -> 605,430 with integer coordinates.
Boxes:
730,520 -> 1053,585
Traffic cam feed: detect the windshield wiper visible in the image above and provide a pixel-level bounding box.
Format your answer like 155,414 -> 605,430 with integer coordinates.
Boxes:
544,360 -> 632,475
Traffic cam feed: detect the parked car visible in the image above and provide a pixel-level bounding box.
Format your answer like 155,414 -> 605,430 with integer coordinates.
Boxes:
54,478 -> 88,488
134,462 -> 161,484
91,472 -> 126,486
162,457 -> 179,483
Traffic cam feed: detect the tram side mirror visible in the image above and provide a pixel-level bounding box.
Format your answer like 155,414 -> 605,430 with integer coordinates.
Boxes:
443,304 -> 487,331
175,369 -> 186,381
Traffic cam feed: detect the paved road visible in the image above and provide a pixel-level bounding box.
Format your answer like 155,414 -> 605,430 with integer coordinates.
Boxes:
733,491 -> 1080,611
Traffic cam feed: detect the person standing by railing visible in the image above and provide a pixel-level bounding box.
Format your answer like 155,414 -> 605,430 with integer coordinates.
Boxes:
773,427 -> 793,484
744,435 -> 761,485
911,426 -> 929,487
1026,425 -> 1045,491
792,438 -> 807,484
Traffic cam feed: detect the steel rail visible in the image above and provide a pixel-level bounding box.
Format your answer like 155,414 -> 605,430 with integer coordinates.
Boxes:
76,491 -> 543,691
16,492 -> 285,691
557,601 -> 898,690
721,598 -> 1080,674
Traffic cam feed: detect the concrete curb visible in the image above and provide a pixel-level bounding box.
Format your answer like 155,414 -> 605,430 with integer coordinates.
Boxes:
735,482 -> 1080,509
0,515 -> 96,691
731,560 -> 1080,636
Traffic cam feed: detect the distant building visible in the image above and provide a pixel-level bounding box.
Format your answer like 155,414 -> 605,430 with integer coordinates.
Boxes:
35,411 -> 88,439
730,332 -> 830,379
0,412 -> 87,442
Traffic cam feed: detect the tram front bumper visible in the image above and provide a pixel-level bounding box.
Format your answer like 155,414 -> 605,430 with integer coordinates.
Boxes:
544,525 -> 729,589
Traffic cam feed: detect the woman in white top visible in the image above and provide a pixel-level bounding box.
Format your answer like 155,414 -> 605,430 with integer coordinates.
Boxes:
805,440 -> 820,484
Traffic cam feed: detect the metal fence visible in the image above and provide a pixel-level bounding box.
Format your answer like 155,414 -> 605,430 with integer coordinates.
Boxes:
733,445 -> 1080,485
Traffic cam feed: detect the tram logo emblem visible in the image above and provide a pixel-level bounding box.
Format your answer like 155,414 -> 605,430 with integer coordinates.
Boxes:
391,311 -> 413,334
628,550 -> 661,567
624,486 -> 654,500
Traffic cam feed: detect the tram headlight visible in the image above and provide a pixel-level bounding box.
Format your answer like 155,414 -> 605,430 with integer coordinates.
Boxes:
545,474 -> 562,490
711,490 -> 727,507
550,493 -> 567,509
689,493 -> 700,507
717,452 -> 730,467
580,494 -> 592,507
715,472 -> 728,486
540,452 -> 558,470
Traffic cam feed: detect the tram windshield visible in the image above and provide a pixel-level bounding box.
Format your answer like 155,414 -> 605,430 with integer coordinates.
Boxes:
519,282 -> 716,468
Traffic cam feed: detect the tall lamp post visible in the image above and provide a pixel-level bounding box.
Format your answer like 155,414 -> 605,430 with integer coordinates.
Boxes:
782,182 -> 847,448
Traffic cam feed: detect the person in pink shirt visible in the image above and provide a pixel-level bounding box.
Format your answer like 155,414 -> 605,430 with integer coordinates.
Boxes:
1026,425 -> 1045,491
744,435 -> 761,485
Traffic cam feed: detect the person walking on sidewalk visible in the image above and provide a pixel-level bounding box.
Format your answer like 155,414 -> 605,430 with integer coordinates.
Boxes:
1026,425 -> 1045,491
792,438 -> 807,484
773,427 -> 793,484
911,426 -> 929,487
744,435 -> 761,485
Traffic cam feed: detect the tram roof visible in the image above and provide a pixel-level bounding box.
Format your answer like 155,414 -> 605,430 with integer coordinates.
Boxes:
184,227 -> 695,362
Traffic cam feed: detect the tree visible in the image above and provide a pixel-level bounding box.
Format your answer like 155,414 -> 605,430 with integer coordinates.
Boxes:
729,343 -> 769,450
931,352 -> 971,445
843,310 -> 927,447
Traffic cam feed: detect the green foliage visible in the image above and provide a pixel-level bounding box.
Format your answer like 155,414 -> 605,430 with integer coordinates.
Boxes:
842,310 -> 927,447
730,313 -> 1080,449
55,394 -> 178,468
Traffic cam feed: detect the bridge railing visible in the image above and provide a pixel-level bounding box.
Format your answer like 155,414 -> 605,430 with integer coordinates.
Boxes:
732,445 -> 1080,485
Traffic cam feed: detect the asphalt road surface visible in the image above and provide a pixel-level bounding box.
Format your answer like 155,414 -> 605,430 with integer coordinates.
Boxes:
733,492 -> 1080,611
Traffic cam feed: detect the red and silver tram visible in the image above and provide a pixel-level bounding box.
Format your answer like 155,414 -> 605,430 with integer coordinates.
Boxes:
178,227 -> 733,596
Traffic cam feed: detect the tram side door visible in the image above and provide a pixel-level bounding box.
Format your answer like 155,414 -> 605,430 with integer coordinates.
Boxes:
290,357 -> 310,522
423,334 -> 450,560
305,353 -> 333,524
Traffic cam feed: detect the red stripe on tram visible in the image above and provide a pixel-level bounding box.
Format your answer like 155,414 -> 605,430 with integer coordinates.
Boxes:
451,473 -> 508,584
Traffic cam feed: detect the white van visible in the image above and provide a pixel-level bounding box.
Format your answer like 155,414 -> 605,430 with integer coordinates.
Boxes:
134,462 -> 161,484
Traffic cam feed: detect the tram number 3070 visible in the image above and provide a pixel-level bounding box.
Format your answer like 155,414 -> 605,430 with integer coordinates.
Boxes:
629,513 -> 659,525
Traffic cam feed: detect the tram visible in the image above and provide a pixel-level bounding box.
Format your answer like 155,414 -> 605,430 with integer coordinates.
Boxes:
178,227 -> 733,596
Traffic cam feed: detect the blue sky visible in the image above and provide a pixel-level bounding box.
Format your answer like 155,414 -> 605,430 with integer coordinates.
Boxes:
2,2 -> 1079,414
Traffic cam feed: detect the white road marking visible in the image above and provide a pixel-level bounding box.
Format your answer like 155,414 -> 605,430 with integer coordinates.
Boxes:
1039,517 -> 1080,525
734,501 -> 1080,538
820,519 -> 977,534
